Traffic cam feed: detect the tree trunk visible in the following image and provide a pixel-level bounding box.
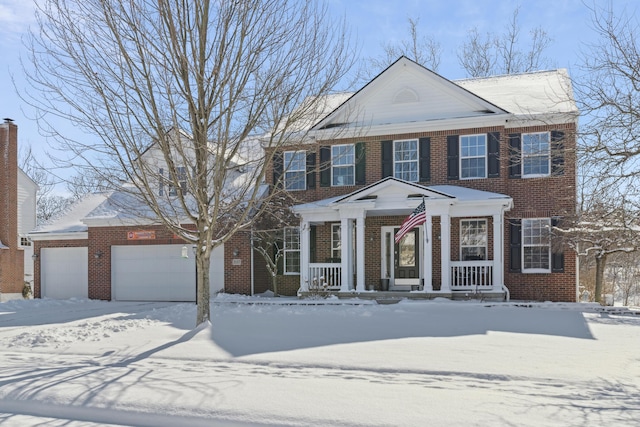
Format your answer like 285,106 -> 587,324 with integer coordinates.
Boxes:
594,253 -> 607,304
196,249 -> 212,325
272,274 -> 279,297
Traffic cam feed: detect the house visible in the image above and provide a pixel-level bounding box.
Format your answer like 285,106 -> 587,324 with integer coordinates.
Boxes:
30,56 -> 578,303
0,118 -> 38,301
260,56 -> 578,302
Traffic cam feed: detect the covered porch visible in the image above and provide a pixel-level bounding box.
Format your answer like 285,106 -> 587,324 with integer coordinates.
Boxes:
292,178 -> 513,300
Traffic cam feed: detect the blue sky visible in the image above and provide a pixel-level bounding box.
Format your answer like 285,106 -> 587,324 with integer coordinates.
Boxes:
0,0 -> 636,183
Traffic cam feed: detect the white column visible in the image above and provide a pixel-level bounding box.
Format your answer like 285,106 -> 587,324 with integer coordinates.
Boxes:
340,217 -> 351,291
423,215 -> 433,291
440,214 -> 451,292
355,214 -> 366,291
299,221 -> 310,292
492,213 -> 504,291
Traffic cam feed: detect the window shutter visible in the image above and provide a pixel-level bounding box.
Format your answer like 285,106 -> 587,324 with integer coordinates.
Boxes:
355,142 -> 366,185
159,168 -> 164,196
419,137 -> 431,182
551,131 -> 565,176
273,152 -> 283,188
488,132 -> 500,178
381,140 -> 393,178
319,146 -> 330,187
309,225 -> 317,263
447,135 -> 459,180
508,133 -> 522,179
306,152 -> 316,189
551,217 -> 565,272
509,219 -> 522,272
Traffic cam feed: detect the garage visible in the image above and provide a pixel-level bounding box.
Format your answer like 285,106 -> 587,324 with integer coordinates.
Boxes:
111,244 -> 224,302
41,247 -> 88,299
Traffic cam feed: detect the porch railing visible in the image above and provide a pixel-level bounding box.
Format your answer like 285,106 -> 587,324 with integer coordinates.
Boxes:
308,263 -> 342,291
450,261 -> 493,290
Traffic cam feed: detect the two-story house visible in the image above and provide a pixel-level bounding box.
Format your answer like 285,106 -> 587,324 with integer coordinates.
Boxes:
1,118 -> 38,301
262,56 -> 578,302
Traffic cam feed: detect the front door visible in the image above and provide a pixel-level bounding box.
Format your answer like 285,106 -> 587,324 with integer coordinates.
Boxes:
394,228 -> 420,279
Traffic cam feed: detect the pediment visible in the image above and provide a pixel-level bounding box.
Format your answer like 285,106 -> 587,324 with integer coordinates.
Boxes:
334,177 -> 452,205
314,56 -> 508,130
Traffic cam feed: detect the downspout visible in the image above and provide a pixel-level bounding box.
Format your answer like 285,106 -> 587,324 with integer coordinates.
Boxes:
500,203 -> 511,302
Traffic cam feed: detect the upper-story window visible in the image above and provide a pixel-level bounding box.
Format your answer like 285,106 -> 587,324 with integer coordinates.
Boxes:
159,166 -> 187,196
332,144 -> 355,186
522,132 -> 550,177
284,151 -> 306,191
284,226 -> 300,274
460,219 -> 487,260
460,134 -> 487,179
394,139 -> 418,182
522,218 -> 551,272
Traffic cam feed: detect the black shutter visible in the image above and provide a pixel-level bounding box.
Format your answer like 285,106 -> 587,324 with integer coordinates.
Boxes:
488,132 -> 500,178
273,152 -> 283,188
508,133 -> 521,179
159,167 -> 164,196
381,140 -> 393,178
509,219 -> 522,272
309,225 -> 317,263
419,137 -> 431,182
355,142 -> 366,185
551,131 -> 565,176
319,146 -> 331,187
447,135 -> 459,180
306,152 -> 316,189
551,217 -> 565,272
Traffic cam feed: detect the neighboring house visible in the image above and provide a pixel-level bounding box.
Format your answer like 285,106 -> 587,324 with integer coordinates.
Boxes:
30,56 -> 579,303
0,119 -> 38,301
261,56 -> 578,302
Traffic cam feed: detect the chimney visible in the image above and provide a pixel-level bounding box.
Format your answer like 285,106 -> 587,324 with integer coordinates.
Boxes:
0,118 -> 23,296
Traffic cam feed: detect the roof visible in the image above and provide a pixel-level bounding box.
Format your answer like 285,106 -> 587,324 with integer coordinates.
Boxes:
30,192 -> 111,235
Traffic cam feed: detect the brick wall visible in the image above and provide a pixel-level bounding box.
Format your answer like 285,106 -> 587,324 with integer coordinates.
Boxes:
0,119 -> 24,296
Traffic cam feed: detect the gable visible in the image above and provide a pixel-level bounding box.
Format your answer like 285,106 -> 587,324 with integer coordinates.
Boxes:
314,56 -> 508,131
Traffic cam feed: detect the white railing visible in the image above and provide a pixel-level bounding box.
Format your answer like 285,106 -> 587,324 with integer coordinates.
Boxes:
450,261 -> 493,290
308,263 -> 342,290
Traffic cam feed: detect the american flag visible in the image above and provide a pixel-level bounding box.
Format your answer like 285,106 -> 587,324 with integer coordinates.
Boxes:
394,200 -> 426,244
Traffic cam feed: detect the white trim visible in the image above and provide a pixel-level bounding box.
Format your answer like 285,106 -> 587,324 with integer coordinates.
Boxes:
459,134 -> 488,180
283,150 -> 306,191
29,232 -> 89,241
522,131 -> 551,178
459,218 -> 487,260
521,218 -> 552,273
393,139 -> 419,182
331,144 -> 355,187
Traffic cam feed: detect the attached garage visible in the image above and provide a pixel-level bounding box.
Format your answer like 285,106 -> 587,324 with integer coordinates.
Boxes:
111,244 -> 225,302
41,247 -> 88,299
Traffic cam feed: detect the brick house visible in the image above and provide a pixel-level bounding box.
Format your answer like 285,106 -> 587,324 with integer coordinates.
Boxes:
261,56 -> 578,302
30,56 -> 578,303
0,119 -> 38,301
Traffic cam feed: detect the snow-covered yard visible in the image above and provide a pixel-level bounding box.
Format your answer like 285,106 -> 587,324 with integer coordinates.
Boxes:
0,295 -> 638,426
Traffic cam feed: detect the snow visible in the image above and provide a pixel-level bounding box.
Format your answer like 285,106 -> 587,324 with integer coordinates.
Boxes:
0,296 -> 638,426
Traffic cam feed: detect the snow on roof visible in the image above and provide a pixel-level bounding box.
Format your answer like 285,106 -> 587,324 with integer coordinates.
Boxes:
455,69 -> 577,116
30,192 -> 111,235
429,185 -> 511,201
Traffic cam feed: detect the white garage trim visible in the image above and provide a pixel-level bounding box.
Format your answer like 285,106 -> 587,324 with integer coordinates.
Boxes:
41,247 -> 88,299
111,244 -> 224,302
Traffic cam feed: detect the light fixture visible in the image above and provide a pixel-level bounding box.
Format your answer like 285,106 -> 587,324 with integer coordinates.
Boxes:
94,251 -> 103,259
31,253 -> 38,260
181,246 -> 189,259
233,248 -> 240,257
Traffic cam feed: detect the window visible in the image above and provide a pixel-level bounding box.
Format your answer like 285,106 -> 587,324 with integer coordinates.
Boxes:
394,139 -> 418,182
522,132 -> 550,177
159,166 -> 187,196
284,151 -> 306,191
522,218 -> 551,272
332,144 -> 355,186
20,237 -> 31,247
284,227 -> 300,274
331,224 -> 341,260
460,219 -> 487,260
460,134 -> 487,179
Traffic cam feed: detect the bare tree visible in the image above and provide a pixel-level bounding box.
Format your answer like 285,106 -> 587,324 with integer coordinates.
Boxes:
24,0 -> 353,325
358,17 -> 441,82
458,6 -> 553,77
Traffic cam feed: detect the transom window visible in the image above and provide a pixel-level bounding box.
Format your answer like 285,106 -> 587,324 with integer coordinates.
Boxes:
332,144 -> 355,186
522,218 -> 551,272
284,151 -> 306,191
460,219 -> 487,260
394,139 -> 418,182
522,132 -> 550,177
460,134 -> 487,179
284,227 -> 300,274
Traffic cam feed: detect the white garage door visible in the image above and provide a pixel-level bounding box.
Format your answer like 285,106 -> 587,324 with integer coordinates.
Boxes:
41,247 -> 88,299
112,244 -> 225,302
